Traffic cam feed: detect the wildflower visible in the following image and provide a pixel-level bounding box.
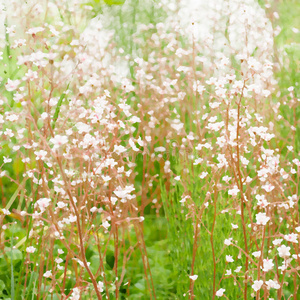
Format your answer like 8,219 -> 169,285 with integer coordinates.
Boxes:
193,158 -> 203,165
256,212 -> 270,225
231,224 -> 238,229
189,275 -> 198,281
3,156 -> 12,164
154,146 -> 166,152
57,202 -> 67,209
23,70 -> 38,81
2,209 -> 10,215
55,258 -> 63,264
292,159 -> 300,167
113,185 -> 135,202
252,251 -> 261,258
58,249 -> 64,255
102,220 -> 110,230
272,239 -> 282,246
97,281 -> 104,292
43,270 -> 52,278
262,183 -> 275,193
252,280 -> 263,292
113,145 -> 127,154
26,27 -> 45,35
277,245 -> 291,258
5,79 -> 20,91
216,288 -> 225,297
129,138 -> 139,151
284,233 -> 298,243
199,172 -> 208,179
224,238 -> 233,246
41,112 -> 48,120
36,198 -> 51,212
226,255 -> 234,263
70,287 -> 80,300
50,135 -> 68,149
262,259 -> 274,272
234,266 -> 242,273
34,150 -> 47,161
75,122 -> 91,134
26,246 -> 36,253
90,207 -> 97,213
228,186 -> 239,196
265,280 -> 280,290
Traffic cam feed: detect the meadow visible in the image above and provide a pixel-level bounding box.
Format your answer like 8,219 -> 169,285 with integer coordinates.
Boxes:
0,0 -> 299,299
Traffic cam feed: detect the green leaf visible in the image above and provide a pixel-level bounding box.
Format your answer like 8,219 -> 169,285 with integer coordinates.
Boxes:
89,255 -> 100,274
13,157 -> 24,174
106,251 -> 115,270
0,280 -> 5,293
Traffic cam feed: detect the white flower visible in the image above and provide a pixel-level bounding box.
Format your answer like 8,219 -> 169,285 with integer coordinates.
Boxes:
26,27 -> 45,35
252,280 -> 263,292
70,287 -> 80,300
154,146 -> 166,152
292,158 -> 300,167
265,279 -> 280,290
216,288 -> 225,297
3,156 -> 12,163
41,112 -> 49,120
193,158 -> 203,165
252,251 -> 261,258
55,258 -> 63,264
2,209 -> 10,215
262,183 -> 275,193
113,145 -> 127,155
102,175 -> 111,182
26,246 -> 36,253
225,269 -> 232,276
113,185 -> 135,202
228,186 -> 239,196
50,135 -> 68,149
231,223 -> 238,229
272,239 -> 282,246
58,249 -> 64,255
97,281 -> 104,292
43,270 -> 52,278
277,245 -> 291,258
129,138 -> 139,151
75,122 -> 91,134
102,220 -> 110,230
34,150 -> 47,161
199,172 -> 208,179
262,259 -> 274,272
226,255 -> 234,263
284,233 -> 298,243
90,207 -> 97,213
57,201 -> 67,209
5,79 -> 20,91
224,238 -> 233,246
36,198 -> 51,212
256,212 -> 270,225
234,266 -> 242,273
189,275 -> 198,281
